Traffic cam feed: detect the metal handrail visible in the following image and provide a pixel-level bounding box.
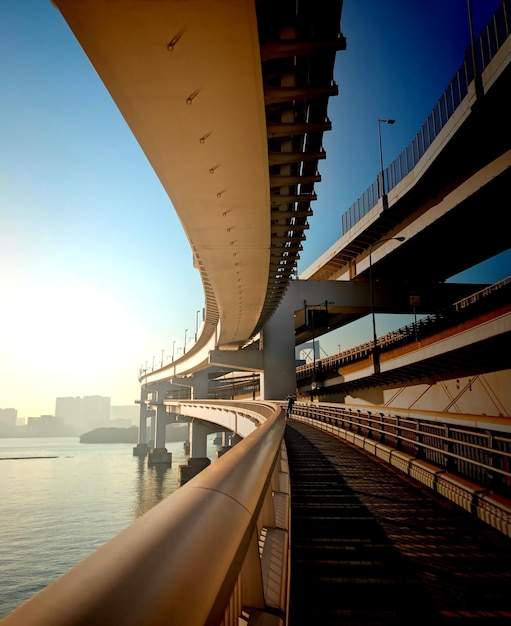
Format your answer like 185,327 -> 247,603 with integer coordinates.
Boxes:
290,402 -> 511,498
2,402 -> 289,626
296,276 -> 511,379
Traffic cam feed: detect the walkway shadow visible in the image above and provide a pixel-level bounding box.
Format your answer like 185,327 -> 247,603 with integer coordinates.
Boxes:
285,420 -> 511,625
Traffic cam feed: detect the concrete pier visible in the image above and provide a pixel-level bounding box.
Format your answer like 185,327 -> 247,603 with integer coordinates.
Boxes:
148,447 -> 172,466
216,446 -> 231,459
178,457 -> 210,485
132,442 -> 151,457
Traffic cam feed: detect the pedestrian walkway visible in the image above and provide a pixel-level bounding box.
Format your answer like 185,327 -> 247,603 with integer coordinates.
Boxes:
285,419 -> 511,625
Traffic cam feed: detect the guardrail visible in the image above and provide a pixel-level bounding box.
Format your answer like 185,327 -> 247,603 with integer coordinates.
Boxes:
289,402 -> 511,537
2,402 -> 289,626
207,277 -> 511,398
341,0 -> 511,233
296,276 -> 511,380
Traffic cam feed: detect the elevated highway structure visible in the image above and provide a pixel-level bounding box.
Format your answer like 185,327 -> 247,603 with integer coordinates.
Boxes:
296,277 -> 511,402
52,0 -> 511,432
4,3 -> 511,624
51,0 -> 510,404
51,0 -> 344,397
293,3 -> 511,404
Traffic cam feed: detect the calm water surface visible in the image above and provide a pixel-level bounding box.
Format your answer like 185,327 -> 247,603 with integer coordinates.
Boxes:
0,436 -> 219,618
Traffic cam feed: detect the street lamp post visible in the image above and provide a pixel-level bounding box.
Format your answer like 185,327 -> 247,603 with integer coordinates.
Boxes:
184,329 -> 188,354
466,0 -> 483,100
369,236 -> 406,374
377,118 -> 395,208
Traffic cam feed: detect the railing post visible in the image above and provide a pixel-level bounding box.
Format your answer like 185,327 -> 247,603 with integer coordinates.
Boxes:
444,425 -> 455,472
395,415 -> 402,450
379,413 -> 386,443
415,421 -> 424,459
485,429 -> 501,492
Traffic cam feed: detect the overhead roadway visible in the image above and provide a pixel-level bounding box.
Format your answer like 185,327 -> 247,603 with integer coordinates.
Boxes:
301,36 -> 511,288
52,0 -> 345,384
296,37 -> 511,347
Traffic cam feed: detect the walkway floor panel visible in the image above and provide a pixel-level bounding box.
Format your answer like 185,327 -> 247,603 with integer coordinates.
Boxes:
285,419 -> 511,625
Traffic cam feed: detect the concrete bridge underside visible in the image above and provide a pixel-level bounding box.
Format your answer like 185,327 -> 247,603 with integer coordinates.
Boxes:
53,0 -> 344,390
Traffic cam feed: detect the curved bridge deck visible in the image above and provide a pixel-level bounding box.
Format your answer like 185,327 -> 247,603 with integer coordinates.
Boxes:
285,420 -> 511,624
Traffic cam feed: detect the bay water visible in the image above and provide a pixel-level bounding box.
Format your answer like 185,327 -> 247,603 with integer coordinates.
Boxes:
0,436 -> 220,618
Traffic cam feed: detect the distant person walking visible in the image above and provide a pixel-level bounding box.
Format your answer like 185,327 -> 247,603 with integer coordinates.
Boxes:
286,395 -> 296,418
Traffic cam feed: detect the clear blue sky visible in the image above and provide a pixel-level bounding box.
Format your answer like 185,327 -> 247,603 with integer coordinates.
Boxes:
1,0 -> 509,417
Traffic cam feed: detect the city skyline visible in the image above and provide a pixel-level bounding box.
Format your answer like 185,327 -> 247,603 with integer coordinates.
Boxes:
2,1 -> 509,418
0,395 -> 138,437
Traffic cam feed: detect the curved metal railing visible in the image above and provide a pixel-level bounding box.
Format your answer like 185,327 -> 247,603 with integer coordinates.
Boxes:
2,402 -> 289,626
288,402 -> 511,537
341,0 -> 511,234
297,276 -> 511,379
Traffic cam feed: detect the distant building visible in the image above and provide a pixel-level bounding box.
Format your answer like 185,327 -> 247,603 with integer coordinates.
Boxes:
55,395 -> 110,433
1,396 -> 132,438
26,415 -> 73,437
0,408 -> 18,437
55,396 -> 81,423
0,408 -> 17,426
82,395 -> 110,429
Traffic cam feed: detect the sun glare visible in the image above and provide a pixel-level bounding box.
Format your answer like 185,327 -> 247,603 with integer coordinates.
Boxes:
3,280 -> 140,383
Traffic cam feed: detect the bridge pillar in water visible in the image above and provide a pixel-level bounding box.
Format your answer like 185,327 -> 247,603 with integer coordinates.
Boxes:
133,386 -> 155,456
212,430 -> 239,458
146,381 -> 173,466
178,418 -> 215,485
230,433 -> 242,446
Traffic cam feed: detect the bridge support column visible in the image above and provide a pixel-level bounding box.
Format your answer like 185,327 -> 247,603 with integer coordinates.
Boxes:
260,282 -> 300,400
169,368 -> 209,400
133,386 -> 154,456
178,419 -> 215,485
230,433 -> 242,446
213,430 -> 239,458
149,411 -> 156,450
191,369 -> 209,399
223,431 -> 232,445
261,279 -> 381,400
147,382 -> 173,466
214,277 -> 406,400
